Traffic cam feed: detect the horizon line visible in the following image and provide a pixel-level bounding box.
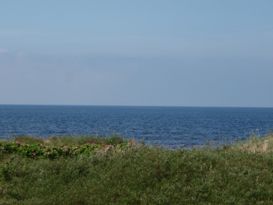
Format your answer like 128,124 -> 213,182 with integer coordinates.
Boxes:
0,103 -> 272,109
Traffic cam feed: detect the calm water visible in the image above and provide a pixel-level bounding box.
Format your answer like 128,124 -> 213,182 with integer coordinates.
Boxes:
0,105 -> 273,148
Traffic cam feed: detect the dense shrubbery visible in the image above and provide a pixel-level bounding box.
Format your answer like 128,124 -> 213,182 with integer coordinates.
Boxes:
1,135 -> 273,204
0,136 -> 130,159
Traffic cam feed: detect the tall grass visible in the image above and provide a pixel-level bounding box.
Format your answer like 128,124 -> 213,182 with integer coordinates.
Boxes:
1,135 -> 273,204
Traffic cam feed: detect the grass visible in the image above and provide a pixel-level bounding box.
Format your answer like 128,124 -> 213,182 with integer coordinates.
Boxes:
1,135 -> 273,204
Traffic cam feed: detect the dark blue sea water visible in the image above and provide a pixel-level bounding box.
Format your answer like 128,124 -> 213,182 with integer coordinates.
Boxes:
0,105 -> 273,148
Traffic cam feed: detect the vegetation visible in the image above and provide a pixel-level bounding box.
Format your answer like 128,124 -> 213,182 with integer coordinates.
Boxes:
1,135 -> 273,204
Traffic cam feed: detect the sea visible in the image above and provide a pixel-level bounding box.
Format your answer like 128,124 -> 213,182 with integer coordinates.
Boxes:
0,105 -> 273,148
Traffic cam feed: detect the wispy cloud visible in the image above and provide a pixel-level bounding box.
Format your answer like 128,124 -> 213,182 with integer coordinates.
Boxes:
0,48 -> 9,55
0,29 -> 43,36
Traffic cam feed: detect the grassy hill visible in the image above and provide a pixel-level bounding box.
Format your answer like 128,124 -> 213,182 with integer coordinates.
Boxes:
1,135 -> 273,204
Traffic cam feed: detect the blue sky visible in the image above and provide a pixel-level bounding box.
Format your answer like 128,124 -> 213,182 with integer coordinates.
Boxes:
0,0 -> 273,107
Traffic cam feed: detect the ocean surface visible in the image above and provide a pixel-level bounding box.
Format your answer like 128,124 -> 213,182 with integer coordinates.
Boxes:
0,105 -> 273,148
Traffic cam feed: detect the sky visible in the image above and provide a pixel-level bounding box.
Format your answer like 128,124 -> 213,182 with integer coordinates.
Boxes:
0,0 -> 273,107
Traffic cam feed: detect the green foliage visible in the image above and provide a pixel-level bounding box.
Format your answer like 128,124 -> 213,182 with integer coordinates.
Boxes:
1,136 -> 273,204
0,136 -> 127,159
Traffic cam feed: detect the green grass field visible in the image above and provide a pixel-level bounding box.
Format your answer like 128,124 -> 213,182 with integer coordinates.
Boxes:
1,135 -> 273,205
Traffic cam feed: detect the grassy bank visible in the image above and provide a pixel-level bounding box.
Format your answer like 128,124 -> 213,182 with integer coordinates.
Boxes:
1,135 -> 273,204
